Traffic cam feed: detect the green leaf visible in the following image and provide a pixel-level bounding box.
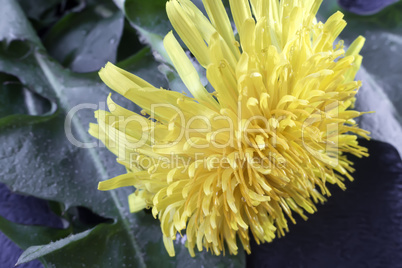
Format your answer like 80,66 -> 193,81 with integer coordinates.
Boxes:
17,0 -> 62,21
0,72 -> 56,128
116,21 -> 144,62
0,0 -> 245,267
0,215 -> 69,250
16,229 -> 94,266
17,214 -> 244,268
0,73 -> 30,117
0,0 -> 42,46
43,1 -> 124,72
124,0 -> 171,36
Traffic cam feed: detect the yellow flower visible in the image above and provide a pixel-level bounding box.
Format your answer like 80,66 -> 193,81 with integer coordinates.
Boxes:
89,0 -> 370,257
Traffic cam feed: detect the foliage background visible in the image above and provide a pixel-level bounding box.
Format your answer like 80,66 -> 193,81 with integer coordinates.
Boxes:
0,0 -> 401,267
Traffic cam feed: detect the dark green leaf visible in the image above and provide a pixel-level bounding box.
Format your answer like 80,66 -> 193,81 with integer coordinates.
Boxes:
0,215 -> 69,250
43,1 -> 124,72
0,0 -> 42,46
124,0 -> 171,36
0,73 -> 28,117
0,72 -> 56,128
116,20 -> 144,62
17,0 -> 62,21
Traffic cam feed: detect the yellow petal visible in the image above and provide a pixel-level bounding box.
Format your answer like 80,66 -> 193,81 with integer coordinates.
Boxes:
99,62 -> 155,96
98,172 -> 146,191
203,0 -> 240,59
128,191 -> 147,213
228,0 -> 252,38
166,0 -> 210,67
163,31 -> 219,110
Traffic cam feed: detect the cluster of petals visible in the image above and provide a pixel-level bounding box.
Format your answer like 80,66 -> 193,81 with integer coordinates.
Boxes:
90,0 -> 370,257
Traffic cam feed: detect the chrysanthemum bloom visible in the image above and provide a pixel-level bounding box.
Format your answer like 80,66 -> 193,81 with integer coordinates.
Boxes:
89,0 -> 370,257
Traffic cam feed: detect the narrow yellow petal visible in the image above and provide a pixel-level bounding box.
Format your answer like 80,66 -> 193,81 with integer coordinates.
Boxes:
228,0 -> 252,38
163,236 -> 176,257
324,11 -> 347,45
203,0 -> 240,59
98,172 -> 146,191
179,0 -> 216,45
249,0 -> 269,21
123,86 -> 185,122
163,31 -> 219,110
166,0 -> 210,67
206,63 -> 237,111
345,35 -> 365,57
240,18 -> 256,54
99,62 -> 155,96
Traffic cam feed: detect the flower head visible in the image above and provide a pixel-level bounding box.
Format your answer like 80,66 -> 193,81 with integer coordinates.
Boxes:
90,0 -> 370,257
